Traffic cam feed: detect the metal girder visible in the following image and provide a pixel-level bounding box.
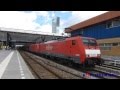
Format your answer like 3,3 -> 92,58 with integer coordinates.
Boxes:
0,31 -> 63,44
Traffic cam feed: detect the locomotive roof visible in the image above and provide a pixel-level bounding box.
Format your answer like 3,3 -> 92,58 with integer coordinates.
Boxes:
81,36 -> 96,40
44,40 -> 58,44
40,36 -> 96,44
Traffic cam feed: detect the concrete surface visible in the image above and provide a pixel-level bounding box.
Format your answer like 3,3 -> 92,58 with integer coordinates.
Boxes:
0,50 -> 34,79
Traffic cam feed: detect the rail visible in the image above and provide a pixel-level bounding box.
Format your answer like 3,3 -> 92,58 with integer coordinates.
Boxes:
20,51 -> 120,79
103,59 -> 120,67
22,51 -> 101,79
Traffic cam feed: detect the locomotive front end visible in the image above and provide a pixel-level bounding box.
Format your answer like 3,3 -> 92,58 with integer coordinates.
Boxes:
82,37 -> 103,66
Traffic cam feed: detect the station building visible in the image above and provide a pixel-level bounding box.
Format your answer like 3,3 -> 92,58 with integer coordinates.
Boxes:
65,11 -> 120,56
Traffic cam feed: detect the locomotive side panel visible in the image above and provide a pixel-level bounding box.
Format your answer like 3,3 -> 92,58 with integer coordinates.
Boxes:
27,36 -> 103,66
65,39 -> 79,63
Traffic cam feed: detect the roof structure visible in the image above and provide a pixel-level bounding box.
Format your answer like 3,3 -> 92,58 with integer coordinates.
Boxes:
65,11 -> 120,33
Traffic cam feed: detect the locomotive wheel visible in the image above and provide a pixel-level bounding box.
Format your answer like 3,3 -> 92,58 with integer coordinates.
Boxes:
68,61 -> 73,67
99,59 -> 104,66
96,59 -> 104,66
85,59 -> 95,67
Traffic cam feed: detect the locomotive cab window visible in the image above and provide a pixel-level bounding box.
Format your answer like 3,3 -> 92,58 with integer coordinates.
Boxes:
72,40 -> 76,45
82,38 -> 97,46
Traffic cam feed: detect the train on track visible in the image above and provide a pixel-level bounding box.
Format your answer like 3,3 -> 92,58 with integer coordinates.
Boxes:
22,36 -> 104,67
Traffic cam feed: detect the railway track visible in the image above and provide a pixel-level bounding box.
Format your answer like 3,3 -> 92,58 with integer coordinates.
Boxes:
20,51 -> 60,79
20,50 -> 120,79
74,66 -> 118,79
102,64 -> 120,70
77,64 -> 120,79
94,65 -> 120,79
20,51 -> 84,79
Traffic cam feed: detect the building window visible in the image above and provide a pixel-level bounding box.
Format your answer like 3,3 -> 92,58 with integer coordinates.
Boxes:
80,29 -> 84,35
104,43 -> 112,47
99,43 -> 104,46
112,43 -> 119,46
99,43 -> 112,50
113,19 -> 120,27
99,42 -> 120,50
106,18 -> 120,29
100,46 -> 111,50
77,30 -> 83,35
118,42 -> 120,46
106,22 -> 113,28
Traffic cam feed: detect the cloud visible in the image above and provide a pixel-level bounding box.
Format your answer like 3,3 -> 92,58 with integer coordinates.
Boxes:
58,19 -> 66,33
35,24 -> 52,33
0,11 -> 52,33
0,11 -> 37,30
60,11 -> 71,13
34,11 -> 49,17
34,11 -> 51,24
0,11 -> 108,35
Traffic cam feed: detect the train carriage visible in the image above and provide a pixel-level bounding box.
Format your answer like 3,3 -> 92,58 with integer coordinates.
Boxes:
28,36 -> 103,66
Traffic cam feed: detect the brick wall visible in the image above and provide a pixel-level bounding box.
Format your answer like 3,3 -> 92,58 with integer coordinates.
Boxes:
101,46 -> 120,56
97,37 -> 120,56
97,37 -> 120,43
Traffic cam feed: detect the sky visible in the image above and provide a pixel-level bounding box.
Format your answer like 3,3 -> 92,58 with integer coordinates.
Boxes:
0,11 -> 108,35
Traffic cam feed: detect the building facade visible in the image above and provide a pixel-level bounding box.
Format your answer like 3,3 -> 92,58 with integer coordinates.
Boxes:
52,17 -> 60,34
65,11 -> 120,56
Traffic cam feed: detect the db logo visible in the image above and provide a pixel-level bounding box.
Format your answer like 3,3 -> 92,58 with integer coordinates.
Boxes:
46,45 -> 53,50
83,71 -> 90,78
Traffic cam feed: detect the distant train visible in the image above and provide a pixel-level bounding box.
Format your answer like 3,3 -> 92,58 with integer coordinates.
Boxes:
23,36 -> 103,66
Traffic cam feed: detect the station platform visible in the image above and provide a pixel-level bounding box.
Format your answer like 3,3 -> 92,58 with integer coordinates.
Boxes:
0,50 -> 34,79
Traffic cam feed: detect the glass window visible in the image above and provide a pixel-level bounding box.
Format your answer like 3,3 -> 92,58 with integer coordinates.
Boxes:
112,43 -> 118,46
104,43 -> 112,46
72,40 -> 76,45
118,42 -> 120,46
100,46 -> 111,50
106,22 -> 113,28
106,19 -> 120,29
82,38 -> 89,46
82,38 -> 97,46
113,19 -> 120,27
99,43 -> 104,46
89,39 -> 97,46
80,29 -> 84,35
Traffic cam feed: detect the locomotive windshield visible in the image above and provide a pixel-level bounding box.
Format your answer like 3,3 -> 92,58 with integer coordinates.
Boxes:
82,38 -> 97,46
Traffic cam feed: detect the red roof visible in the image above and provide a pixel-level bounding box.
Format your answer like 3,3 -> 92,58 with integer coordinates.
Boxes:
65,11 -> 120,33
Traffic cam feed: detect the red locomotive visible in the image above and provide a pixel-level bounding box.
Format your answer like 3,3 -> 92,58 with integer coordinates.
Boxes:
28,36 -> 103,66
